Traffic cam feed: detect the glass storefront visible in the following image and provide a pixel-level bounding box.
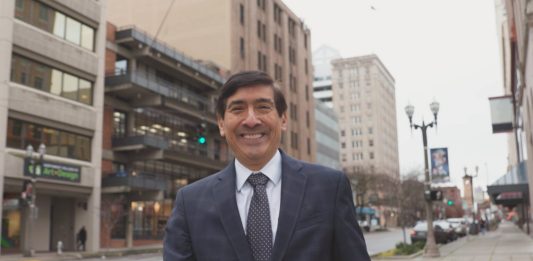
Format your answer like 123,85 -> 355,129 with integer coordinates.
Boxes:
1,194 -> 22,254
131,200 -> 172,240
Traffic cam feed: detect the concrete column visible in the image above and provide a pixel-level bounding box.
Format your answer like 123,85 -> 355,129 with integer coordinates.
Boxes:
0,0 -> 14,255
86,0 -> 107,253
126,208 -> 133,248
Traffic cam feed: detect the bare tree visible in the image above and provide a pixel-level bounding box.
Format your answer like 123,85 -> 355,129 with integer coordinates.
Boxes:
100,195 -> 128,258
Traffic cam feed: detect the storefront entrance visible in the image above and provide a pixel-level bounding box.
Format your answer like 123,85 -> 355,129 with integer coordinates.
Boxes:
50,197 -> 75,251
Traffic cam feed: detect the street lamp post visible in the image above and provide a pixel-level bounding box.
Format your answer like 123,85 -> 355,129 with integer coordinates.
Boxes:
405,100 -> 440,257
23,143 -> 46,257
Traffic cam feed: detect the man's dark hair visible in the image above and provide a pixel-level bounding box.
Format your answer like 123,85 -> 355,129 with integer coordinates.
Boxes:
216,71 -> 287,118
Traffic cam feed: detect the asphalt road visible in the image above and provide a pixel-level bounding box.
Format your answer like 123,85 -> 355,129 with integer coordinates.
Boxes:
77,228 -> 411,260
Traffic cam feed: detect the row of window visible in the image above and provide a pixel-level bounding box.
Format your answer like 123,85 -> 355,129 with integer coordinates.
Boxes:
11,54 -> 93,105
341,152 -> 375,162
15,0 -> 95,51
340,127 -> 374,137
341,139 -> 374,149
7,118 -> 92,161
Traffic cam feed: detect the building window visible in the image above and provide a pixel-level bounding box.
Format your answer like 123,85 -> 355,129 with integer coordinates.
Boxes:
16,0 -> 23,9
14,0 -> 95,51
290,103 -> 298,120
290,131 -> 299,149
304,33 -> 308,49
257,51 -> 262,70
305,59 -> 308,75
368,127 -> 373,134
240,4 -> 244,25
369,139 -> 374,146
262,23 -> 267,42
305,85 -> 309,101
113,110 -> 127,138
341,142 -> 346,149
240,37 -> 245,59
7,118 -> 91,161
340,130 -> 345,137
262,54 -> 267,72
370,152 -> 374,159
307,138 -> 311,155
257,20 -> 261,38
273,4 -> 282,25
11,54 -> 93,105
306,111 -> 310,127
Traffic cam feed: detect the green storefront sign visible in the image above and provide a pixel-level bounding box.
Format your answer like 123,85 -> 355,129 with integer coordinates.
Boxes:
24,159 -> 81,183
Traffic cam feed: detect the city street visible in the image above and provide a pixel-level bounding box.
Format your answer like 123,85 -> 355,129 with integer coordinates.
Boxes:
73,228 -> 410,260
364,228 -> 412,256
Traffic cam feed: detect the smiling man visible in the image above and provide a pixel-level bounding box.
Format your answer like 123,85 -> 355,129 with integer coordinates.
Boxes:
164,71 -> 370,261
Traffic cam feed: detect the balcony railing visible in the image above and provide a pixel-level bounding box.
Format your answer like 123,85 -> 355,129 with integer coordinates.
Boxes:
106,72 -> 213,114
115,26 -> 225,85
102,175 -> 167,191
112,135 -> 169,150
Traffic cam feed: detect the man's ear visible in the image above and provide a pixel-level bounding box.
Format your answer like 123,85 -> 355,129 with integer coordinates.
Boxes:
217,116 -> 226,137
281,112 -> 288,131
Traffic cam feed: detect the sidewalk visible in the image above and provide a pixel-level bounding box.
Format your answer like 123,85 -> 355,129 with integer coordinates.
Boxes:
0,244 -> 162,261
376,221 -> 533,260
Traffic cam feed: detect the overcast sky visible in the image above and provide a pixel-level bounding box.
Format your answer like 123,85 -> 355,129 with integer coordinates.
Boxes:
283,0 -> 509,190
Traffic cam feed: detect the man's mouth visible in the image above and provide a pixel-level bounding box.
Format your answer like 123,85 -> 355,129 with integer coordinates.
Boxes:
241,133 -> 265,139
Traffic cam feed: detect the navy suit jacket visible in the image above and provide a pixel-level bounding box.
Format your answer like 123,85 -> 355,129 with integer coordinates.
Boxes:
163,151 -> 370,261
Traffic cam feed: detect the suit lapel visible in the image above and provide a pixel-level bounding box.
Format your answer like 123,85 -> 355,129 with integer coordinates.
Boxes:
271,151 -> 306,261
212,162 -> 253,261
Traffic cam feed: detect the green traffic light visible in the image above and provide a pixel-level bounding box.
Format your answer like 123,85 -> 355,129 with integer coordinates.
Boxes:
447,200 -> 454,206
198,136 -> 206,144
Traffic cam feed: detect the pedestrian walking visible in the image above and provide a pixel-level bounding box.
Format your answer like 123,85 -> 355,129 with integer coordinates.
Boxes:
77,226 -> 87,251
164,71 -> 370,261
480,219 -> 487,235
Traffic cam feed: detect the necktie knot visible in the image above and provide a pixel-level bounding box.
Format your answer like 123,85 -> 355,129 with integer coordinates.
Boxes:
247,172 -> 269,187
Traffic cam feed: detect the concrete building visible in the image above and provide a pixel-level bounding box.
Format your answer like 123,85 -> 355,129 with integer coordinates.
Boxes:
106,0 -> 316,162
488,0 -> 532,233
331,55 -> 400,178
313,45 -> 341,108
101,23 -> 230,248
314,100 -> 341,170
0,0 -> 105,254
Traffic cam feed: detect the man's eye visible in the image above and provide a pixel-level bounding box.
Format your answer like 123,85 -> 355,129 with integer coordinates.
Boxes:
257,105 -> 273,111
229,107 -> 244,112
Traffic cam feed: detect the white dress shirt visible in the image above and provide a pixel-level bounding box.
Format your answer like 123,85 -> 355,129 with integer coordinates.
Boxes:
235,150 -> 282,243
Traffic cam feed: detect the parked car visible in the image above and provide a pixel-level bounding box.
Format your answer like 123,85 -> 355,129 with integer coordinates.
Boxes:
447,218 -> 468,237
410,222 -> 448,244
434,220 -> 458,242
410,221 -> 455,244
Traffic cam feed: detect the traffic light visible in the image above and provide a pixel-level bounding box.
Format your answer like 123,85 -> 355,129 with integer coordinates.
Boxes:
21,180 -> 33,206
447,200 -> 454,206
196,123 -> 207,145
428,190 -> 443,201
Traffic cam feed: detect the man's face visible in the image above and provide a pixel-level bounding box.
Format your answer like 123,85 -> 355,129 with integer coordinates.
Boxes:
217,85 -> 287,170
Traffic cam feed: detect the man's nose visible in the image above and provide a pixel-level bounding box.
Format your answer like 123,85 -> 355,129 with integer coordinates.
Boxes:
242,108 -> 261,127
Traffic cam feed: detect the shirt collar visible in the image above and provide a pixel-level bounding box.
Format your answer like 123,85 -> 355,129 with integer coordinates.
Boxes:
235,150 -> 282,192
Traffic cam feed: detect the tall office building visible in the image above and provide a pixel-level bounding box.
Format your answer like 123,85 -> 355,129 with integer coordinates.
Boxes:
314,100 -> 341,170
331,55 -> 400,178
313,45 -> 341,108
106,0 -> 316,162
0,0 -> 105,254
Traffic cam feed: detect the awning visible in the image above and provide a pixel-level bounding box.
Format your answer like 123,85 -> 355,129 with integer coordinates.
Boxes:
487,161 -> 529,207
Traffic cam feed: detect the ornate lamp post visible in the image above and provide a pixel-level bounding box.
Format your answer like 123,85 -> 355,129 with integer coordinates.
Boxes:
23,143 -> 46,257
405,100 -> 440,257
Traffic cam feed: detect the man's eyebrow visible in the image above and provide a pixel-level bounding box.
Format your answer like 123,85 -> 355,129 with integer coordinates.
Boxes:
226,100 -> 246,108
226,98 -> 274,108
